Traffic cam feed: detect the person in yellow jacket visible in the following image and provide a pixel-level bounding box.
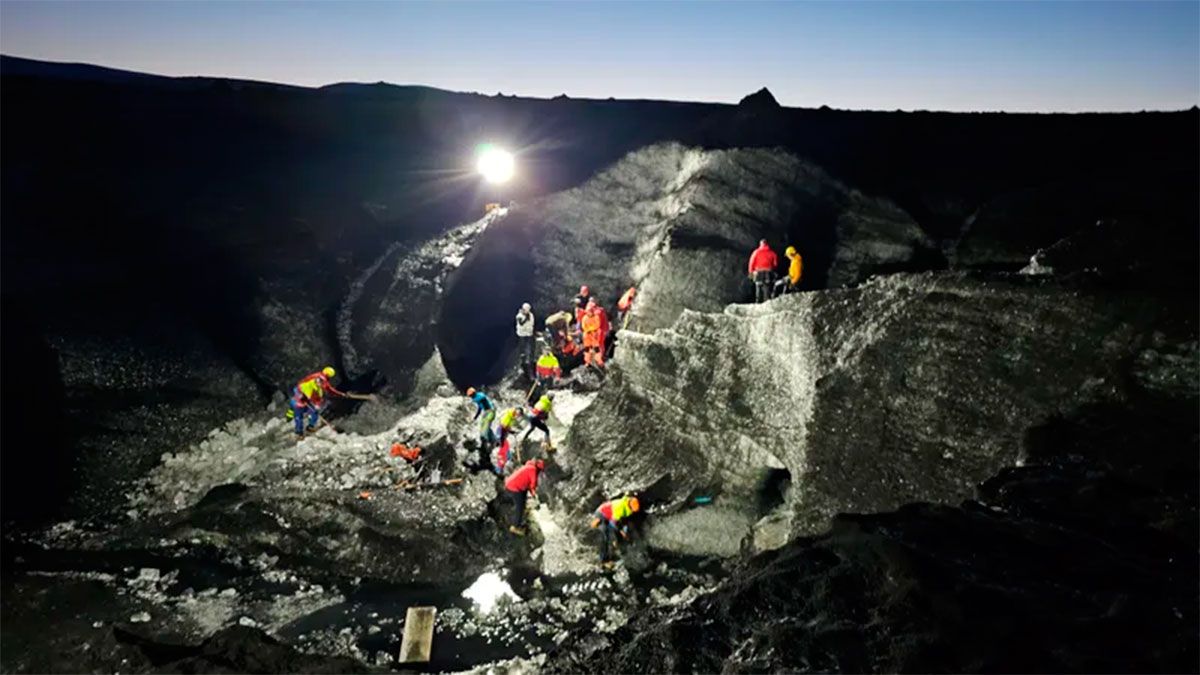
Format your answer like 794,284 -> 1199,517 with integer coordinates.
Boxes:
773,245 -> 803,297
591,495 -> 641,564
494,406 -> 525,474
522,392 -> 556,447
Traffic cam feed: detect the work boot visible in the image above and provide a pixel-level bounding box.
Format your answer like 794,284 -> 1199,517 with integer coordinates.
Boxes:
508,526 -> 526,536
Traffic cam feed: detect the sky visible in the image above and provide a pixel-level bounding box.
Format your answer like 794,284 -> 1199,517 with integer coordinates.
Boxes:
1,1 -> 1197,112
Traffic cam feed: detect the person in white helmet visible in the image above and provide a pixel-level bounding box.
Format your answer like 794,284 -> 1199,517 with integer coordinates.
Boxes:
515,302 -> 536,377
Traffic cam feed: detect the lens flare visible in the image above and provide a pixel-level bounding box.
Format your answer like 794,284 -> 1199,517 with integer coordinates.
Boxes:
476,145 -> 515,184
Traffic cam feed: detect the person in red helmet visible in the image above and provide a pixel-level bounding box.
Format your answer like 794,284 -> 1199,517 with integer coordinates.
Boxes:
573,285 -> 593,325
581,303 -> 605,369
747,239 -> 779,304
504,458 -> 545,535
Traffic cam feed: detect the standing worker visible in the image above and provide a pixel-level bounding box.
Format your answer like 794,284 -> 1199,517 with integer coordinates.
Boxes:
773,246 -> 803,297
581,303 -> 605,370
573,285 -> 593,325
523,392 -> 555,448
515,303 -> 536,378
494,405 -> 525,474
591,495 -> 641,565
466,387 -> 497,454
288,366 -> 347,438
504,459 -> 545,536
747,239 -> 779,303
617,286 -> 637,330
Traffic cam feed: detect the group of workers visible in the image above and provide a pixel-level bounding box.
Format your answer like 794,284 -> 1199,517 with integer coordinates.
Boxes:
747,239 -> 803,304
502,457 -> 639,564
284,242 -> 799,564
465,385 -> 555,475
518,283 -> 638,382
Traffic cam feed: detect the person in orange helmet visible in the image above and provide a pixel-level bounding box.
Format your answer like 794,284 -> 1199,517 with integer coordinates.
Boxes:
747,239 -> 779,304
591,494 -> 641,564
580,303 -> 605,369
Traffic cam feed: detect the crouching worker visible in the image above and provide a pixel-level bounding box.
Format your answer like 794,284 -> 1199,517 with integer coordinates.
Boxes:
591,495 -> 640,565
287,366 -> 347,438
504,459 -> 545,536
535,350 -> 561,387
494,406 -> 524,474
465,387 -> 497,468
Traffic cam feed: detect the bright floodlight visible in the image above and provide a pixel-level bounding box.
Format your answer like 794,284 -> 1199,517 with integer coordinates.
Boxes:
476,145 -> 515,184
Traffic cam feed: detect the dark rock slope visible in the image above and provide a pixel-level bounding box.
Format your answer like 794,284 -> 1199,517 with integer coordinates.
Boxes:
546,392 -> 1198,674
556,269 -> 1190,553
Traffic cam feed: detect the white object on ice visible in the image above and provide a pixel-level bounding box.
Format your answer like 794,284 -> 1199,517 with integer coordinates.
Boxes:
461,571 -> 521,614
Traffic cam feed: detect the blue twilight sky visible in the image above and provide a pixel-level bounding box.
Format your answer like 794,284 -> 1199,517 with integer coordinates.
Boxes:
1,1 -> 1197,112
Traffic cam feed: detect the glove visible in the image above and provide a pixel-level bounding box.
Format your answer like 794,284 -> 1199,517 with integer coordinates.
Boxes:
590,517 -> 601,529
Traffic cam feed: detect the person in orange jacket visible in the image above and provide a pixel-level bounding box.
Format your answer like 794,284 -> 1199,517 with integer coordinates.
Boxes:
747,239 -> 779,304
504,459 -> 545,535
581,303 -> 605,369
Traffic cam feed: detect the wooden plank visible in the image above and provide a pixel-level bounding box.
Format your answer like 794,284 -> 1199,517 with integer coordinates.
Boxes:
398,606 -> 437,664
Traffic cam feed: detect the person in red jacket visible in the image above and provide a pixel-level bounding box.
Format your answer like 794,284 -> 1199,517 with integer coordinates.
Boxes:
747,239 -> 779,304
504,459 -> 545,535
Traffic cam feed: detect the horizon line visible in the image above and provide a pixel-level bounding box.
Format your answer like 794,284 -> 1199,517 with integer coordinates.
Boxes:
2,52 -> 1197,116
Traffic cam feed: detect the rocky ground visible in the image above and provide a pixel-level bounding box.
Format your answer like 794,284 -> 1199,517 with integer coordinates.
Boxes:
0,350 -> 729,673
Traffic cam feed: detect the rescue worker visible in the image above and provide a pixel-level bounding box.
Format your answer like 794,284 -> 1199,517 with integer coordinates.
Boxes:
617,286 -> 637,329
504,459 -> 545,535
581,303 -> 605,370
591,494 -> 640,564
573,285 -> 593,325
747,239 -> 779,303
543,311 -> 571,354
515,302 -> 536,377
466,387 -> 497,452
535,351 -> 561,387
288,366 -> 347,438
773,245 -> 803,297
494,405 -> 525,474
523,392 -> 555,446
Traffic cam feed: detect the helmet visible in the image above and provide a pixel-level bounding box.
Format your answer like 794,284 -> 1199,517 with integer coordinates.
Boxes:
322,366 -> 336,377
545,392 -> 555,400
534,459 -> 545,470
785,246 -> 796,256
628,497 -> 640,512
586,297 -> 597,307
466,387 -> 477,397
521,302 -> 531,312
580,285 -> 589,294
